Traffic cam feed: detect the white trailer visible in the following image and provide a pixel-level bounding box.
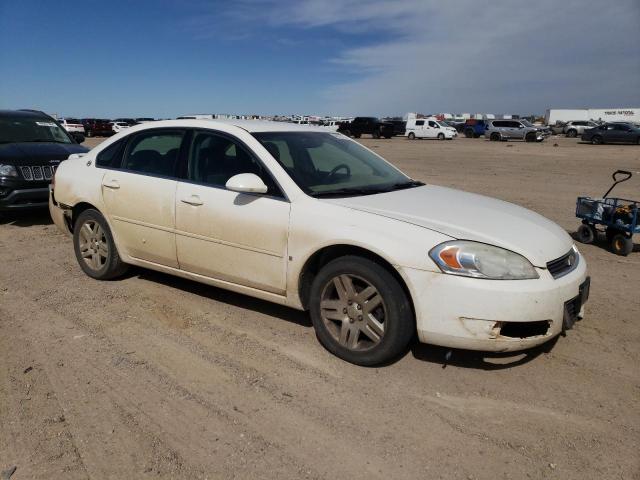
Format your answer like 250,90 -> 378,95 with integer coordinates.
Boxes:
545,108 -> 640,125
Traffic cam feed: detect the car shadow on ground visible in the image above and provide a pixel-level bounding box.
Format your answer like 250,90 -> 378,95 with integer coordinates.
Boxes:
132,267 -> 313,329
410,337 -> 558,370
0,209 -> 52,227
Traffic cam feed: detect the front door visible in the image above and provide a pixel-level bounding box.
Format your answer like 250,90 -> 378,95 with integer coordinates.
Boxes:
101,128 -> 185,268
175,130 -> 290,294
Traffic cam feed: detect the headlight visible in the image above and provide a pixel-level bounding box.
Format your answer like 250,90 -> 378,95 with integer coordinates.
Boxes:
0,164 -> 18,177
429,241 -> 539,280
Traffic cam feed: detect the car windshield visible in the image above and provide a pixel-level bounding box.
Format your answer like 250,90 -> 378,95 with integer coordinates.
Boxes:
520,120 -> 534,127
253,131 -> 421,197
0,115 -> 72,144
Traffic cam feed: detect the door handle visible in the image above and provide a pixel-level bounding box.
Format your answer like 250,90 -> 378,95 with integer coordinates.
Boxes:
181,195 -> 203,206
102,179 -> 120,189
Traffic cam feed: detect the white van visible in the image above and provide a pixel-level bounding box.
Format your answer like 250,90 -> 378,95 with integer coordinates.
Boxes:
406,118 -> 456,140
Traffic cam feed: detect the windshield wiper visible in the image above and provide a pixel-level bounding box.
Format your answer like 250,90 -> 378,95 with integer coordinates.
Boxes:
310,180 -> 425,198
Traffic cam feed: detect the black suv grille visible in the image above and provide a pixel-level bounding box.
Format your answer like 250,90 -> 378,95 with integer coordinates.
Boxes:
547,248 -> 579,279
20,165 -> 56,181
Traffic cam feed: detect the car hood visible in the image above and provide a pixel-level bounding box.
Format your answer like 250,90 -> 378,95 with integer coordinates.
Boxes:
323,185 -> 573,267
0,142 -> 88,165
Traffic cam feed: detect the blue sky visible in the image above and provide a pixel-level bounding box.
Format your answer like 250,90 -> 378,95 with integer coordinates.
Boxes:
1,0 -> 639,118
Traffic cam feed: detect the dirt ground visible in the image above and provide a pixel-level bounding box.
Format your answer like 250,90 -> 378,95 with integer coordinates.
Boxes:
1,135 -> 639,479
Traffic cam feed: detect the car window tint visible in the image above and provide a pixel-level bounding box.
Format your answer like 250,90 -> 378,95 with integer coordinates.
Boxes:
428,121 -> 438,128
187,131 -> 281,196
122,130 -> 184,177
307,140 -> 374,177
415,120 -> 424,126
96,140 -> 124,168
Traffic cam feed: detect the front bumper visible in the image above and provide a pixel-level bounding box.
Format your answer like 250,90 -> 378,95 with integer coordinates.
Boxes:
0,186 -> 50,211
403,256 -> 588,352
49,188 -> 72,235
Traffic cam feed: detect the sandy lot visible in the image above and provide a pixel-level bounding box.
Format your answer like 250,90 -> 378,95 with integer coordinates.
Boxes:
1,135 -> 639,479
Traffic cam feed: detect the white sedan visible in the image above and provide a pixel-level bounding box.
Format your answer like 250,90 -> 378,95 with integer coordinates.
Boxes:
49,120 -> 589,365
110,121 -> 131,133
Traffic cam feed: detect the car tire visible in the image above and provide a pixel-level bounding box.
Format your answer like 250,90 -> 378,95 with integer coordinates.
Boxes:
408,132 -> 415,140
384,135 -> 392,139
464,129 -> 473,138
437,133 -> 445,140
525,132 -> 537,142
372,130 -> 381,139
610,233 -> 633,256
309,256 -> 414,366
489,132 -> 500,141
576,224 -> 596,244
343,129 -> 352,137
591,135 -> 603,145
73,209 -> 128,280
353,133 -> 361,138
566,129 -> 577,138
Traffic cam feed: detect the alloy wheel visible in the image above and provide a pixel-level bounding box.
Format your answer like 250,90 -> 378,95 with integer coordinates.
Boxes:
78,220 -> 109,271
320,274 -> 386,351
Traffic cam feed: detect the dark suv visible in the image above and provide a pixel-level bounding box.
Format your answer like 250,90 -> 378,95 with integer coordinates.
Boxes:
0,110 -> 88,215
82,118 -> 114,137
337,117 -> 394,139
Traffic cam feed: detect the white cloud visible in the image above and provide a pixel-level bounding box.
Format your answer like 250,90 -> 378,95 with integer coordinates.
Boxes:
194,0 -> 640,115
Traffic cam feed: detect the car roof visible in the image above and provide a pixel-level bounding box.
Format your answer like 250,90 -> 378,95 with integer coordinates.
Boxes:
121,119 -> 330,133
0,109 -> 51,119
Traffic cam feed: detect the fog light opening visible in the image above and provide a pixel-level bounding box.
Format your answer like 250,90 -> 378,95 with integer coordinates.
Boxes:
499,320 -> 551,339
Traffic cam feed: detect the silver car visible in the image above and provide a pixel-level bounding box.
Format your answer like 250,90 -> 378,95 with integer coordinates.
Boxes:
484,119 -> 547,142
563,120 -> 598,138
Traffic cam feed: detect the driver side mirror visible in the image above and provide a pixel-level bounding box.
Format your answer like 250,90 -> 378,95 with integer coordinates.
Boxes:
225,173 -> 268,194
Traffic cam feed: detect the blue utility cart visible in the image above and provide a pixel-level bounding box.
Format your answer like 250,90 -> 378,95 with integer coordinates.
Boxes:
575,170 -> 638,256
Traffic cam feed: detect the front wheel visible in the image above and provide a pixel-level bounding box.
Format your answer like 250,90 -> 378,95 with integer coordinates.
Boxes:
464,129 -> 473,138
525,132 -> 537,142
591,135 -> 603,145
437,133 -> 445,140
73,209 -> 128,280
566,129 -> 577,138
309,256 -> 414,366
610,233 -> 633,256
489,132 -> 500,141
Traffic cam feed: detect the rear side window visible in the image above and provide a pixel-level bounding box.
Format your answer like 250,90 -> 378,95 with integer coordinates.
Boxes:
96,140 -> 124,168
415,120 -> 425,126
122,130 -> 184,177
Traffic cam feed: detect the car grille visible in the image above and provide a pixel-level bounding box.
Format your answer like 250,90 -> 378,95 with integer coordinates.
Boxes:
19,165 -> 57,182
547,248 -> 579,279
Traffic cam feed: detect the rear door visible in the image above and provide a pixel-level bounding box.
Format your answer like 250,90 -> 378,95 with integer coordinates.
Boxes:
101,128 -> 186,267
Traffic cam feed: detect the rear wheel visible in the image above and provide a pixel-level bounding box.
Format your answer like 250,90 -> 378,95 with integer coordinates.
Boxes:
353,132 -> 361,138
566,129 -> 577,138
576,224 -> 596,244
489,132 -> 501,141
591,135 -> 603,145
73,209 -> 128,280
408,132 -> 415,140
309,256 -> 414,366
610,233 -> 633,256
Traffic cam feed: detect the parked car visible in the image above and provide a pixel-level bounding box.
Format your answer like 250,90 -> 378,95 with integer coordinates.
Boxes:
110,121 -> 131,133
563,121 -> 598,138
381,117 -> 407,136
135,117 -> 156,123
0,109 -> 87,215
405,118 -> 456,140
484,119 -> 548,142
82,119 -> 114,137
581,123 -> 640,145
337,117 -> 394,139
113,118 -> 138,126
463,119 -> 489,138
58,118 -> 85,134
549,121 -> 567,135
50,120 -> 589,365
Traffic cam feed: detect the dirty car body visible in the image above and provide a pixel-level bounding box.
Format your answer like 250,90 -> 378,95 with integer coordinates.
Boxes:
50,120 -> 589,364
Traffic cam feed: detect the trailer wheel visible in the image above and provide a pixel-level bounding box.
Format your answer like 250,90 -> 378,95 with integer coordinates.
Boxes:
576,224 -> 596,244
610,233 -> 633,256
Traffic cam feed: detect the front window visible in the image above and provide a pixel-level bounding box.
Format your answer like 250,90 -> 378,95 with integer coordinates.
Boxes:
0,115 -> 73,144
253,132 -> 420,197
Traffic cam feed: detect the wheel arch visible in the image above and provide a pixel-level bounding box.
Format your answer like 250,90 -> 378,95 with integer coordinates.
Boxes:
70,201 -> 102,232
297,244 -> 416,318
